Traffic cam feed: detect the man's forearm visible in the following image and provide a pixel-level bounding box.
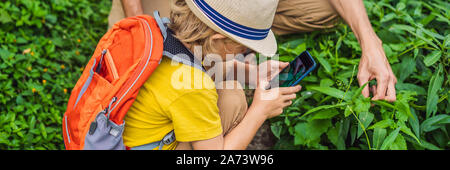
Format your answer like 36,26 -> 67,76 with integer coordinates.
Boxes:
330,0 -> 381,49
121,0 -> 144,17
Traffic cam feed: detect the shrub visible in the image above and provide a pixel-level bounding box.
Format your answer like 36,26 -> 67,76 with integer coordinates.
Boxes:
0,0 -> 111,150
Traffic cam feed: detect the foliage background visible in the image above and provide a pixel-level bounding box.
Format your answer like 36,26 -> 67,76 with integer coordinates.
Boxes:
0,0 -> 448,150
0,0 -> 111,150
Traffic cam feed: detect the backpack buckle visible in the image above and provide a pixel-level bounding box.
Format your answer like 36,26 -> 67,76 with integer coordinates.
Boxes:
162,130 -> 175,145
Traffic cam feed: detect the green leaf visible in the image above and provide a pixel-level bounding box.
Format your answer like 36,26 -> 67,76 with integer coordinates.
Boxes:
292,43 -> 306,55
315,52 -> 332,73
310,109 -> 340,120
421,114 -> 450,132
300,102 -> 348,118
319,79 -> 334,87
399,122 -> 421,144
419,139 -> 443,150
372,128 -> 387,150
0,9 -> 12,24
354,97 -> 371,114
444,34 -> 450,47
368,119 -> 395,130
423,51 -> 442,67
396,2 -> 406,11
357,111 -> 374,138
381,13 -> 396,23
426,64 -> 443,118
284,114 -> 291,126
416,24 -> 445,41
431,130 -> 446,147
270,122 -> 282,139
395,102 -> 413,121
308,86 -> 349,101
396,83 -> 427,95
281,39 -> 305,49
408,108 -> 420,139
39,123 -> 47,139
380,127 -> 401,150
372,100 -> 396,109
397,56 -> 416,83
294,119 -> 332,147
350,124 -> 357,145
29,116 -> 36,129
389,134 -> 407,150
45,14 -> 57,24
344,105 -> 352,117
390,24 -> 439,49
420,13 -> 436,26
390,24 -> 415,33
326,121 -> 346,150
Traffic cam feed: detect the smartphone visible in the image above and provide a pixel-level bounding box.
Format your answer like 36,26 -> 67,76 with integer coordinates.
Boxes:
267,50 -> 317,89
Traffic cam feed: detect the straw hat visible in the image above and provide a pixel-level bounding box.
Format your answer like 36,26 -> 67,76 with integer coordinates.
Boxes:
185,0 -> 279,57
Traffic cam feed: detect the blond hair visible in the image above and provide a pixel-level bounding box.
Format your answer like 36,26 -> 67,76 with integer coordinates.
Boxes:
168,0 -> 244,56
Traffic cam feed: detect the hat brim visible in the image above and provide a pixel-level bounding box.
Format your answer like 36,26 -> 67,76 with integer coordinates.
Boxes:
186,0 -> 277,57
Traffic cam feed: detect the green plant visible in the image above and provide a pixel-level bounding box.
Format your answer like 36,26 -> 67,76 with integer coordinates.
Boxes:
271,0 -> 449,150
0,0 -> 111,150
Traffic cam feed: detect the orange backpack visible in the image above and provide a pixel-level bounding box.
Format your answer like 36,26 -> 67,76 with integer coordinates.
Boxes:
62,12 -> 198,150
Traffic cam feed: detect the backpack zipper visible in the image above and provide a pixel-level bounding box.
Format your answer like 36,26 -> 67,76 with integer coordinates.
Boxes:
108,18 -> 154,117
65,115 -> 71,144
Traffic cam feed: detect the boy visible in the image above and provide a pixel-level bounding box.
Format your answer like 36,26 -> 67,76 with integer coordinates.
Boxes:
123,0 -> 300,150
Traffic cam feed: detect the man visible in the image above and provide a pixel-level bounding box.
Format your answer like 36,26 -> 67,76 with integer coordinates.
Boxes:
108,0 -> 397,102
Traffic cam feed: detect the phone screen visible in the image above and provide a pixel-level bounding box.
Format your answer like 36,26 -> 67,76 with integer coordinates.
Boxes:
268,51 -> 316,89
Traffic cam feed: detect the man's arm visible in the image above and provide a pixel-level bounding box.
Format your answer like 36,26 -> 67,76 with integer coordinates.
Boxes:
329,0 -> 397,102
121,0 -> 144,17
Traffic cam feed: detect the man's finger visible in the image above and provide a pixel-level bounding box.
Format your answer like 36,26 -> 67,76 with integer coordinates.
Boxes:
369,85 -> 377,107
358,75 -> 370,98
370,85 -> 377,97
373,75 -> 389,100
385,80 -> 397,102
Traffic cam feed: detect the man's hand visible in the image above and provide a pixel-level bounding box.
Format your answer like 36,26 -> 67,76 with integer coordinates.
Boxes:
122,0 -> 144,17
358,39 -> 397,102
330,0 -> 397,102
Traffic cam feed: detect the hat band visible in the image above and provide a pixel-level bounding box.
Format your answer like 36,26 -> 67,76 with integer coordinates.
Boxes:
193,0 -> 270,40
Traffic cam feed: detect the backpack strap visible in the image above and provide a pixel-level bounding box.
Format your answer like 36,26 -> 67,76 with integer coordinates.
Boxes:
130,130 -> 175,150
154,10 -> 206,72
162,29 -> 206,72
153,11 -> 170,41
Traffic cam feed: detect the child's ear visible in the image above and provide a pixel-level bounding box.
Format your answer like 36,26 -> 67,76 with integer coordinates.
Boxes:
211,33 -> 227,40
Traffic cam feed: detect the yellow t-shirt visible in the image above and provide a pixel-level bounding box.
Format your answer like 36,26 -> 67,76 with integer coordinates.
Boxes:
123,56 -> 222,150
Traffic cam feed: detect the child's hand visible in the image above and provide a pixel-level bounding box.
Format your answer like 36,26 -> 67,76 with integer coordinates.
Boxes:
250,81 -> 301,119
257,60 -> 289,83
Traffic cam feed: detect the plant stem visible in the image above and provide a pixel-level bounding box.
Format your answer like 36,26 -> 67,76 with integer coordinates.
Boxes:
347,105 -> 372,150
340,65 -> 357,104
